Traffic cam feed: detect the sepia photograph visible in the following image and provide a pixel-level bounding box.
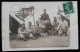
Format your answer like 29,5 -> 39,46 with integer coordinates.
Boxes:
9,2 -> 70,48
2,1 -> 78,51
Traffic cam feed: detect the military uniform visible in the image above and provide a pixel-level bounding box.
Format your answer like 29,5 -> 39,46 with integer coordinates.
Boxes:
18,27 -> 27,40
26,26 -> 35,39
52,19 -> 59,35
40,13 -> 52,34
60,20 -> 68,36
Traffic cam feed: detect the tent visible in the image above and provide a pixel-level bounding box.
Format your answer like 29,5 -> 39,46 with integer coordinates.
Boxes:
9,6 -> 34,33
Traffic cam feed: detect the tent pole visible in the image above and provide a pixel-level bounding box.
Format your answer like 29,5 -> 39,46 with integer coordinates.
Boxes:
33,9 -> 35,26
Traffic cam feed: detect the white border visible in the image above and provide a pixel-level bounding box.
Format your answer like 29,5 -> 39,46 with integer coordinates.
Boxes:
2,1 -> 78,51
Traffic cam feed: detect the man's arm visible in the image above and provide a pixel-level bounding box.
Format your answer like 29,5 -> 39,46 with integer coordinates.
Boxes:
40,14 -> 43,20
47,14 -> 50,21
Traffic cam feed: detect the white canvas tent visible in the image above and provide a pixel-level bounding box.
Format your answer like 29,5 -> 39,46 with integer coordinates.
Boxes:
9,6 -> 35,33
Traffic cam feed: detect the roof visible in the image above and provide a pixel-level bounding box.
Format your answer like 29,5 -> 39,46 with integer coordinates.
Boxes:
21,6 -> 34,11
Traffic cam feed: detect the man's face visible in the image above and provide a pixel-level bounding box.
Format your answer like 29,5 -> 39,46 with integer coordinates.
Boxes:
24,10 -> 27,14
43,9 -> 46,13
29,22 -> 32,26
54,17 -> 57,20
22,24 -> 25,28
36,21 -> 39,25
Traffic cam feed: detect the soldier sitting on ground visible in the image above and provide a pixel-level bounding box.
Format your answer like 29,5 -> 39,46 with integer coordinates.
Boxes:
33,21 -> 42,38
18,23 -> 27,41
57,12 -> 68,36
51,17 -> 59,36
59,18 -> 68,36
26,22 -> 36,39
38,19 -> 49,37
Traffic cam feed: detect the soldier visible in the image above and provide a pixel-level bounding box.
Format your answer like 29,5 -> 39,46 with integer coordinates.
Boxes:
60,18 -> 68,36
52,17 -> 59,35
18,23 -> 27,41
40,9 -> 52,35
26,22 -> 36,39
40,9 -> 50,21
33,21 -> 42,38
57,12 -> 68,36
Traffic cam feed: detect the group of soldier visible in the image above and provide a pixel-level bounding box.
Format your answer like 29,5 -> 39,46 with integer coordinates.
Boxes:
18,9 -> 69,41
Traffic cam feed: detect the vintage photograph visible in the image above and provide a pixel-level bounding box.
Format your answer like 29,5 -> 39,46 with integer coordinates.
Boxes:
2,1 -> 78,51
9,2 -> 71,48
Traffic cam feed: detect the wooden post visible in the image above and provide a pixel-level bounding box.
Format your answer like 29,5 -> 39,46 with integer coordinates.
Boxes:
33,9 -> 35,26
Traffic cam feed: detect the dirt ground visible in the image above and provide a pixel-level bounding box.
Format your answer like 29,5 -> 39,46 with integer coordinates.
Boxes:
10,29 -> 70,48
